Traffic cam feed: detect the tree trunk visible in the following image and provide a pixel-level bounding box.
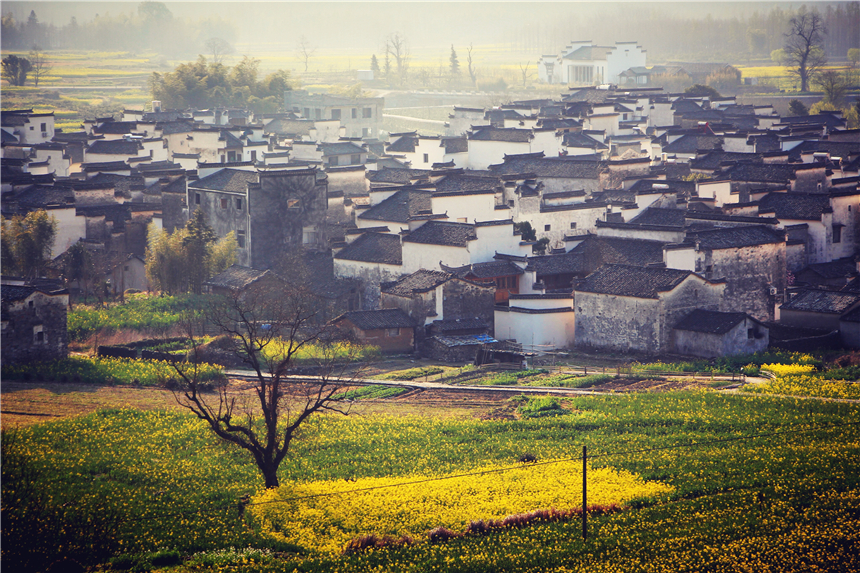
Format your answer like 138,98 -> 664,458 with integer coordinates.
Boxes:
261,463 -> 279,489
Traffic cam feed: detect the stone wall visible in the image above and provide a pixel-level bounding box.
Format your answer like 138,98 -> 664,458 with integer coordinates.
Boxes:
2,291 -> 68,365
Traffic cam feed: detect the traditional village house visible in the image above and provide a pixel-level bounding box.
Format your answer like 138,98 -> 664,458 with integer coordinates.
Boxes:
283,90 -> 384,139
1,110 -> 56,144
779,290 -> 860,331
663,225 -> 787,322
573,264 -> 725,354
672,309 -> 769,358
379,269 -> 495,336
1,282 -> 69,364
494,293 -> 576,350
330,309 -> 416,353
538,41 -> 646,85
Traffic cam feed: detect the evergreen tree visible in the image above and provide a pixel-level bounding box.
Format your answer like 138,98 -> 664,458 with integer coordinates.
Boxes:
370,54 -> 380,76
449,44 -> 460,77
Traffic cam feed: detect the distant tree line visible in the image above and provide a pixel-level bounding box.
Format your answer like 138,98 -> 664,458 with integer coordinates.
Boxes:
511,3 -> 859,62
1,2 -> 236,58
149,55 -> 291,113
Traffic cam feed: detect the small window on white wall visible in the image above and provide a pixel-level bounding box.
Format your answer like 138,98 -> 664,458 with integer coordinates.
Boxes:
33,325 -> 46,343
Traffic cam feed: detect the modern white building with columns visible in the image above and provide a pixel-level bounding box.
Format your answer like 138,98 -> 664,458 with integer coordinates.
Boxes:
538,41 -> 646,85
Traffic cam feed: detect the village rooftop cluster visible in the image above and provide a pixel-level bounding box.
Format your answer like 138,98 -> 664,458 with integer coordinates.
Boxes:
2,42 -> 860,365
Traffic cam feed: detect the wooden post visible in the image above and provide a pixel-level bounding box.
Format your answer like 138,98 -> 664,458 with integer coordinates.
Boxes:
582,445 -> 587,540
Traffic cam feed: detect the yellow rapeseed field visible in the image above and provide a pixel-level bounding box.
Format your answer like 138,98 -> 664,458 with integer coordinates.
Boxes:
251,460 -> 671,555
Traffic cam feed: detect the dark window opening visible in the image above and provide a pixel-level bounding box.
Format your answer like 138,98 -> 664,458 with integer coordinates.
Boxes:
544,224 -> 551,231
236,198 -> 242,210
351,154 -> 361,165
220,198 -> 228,209
237,230 -> 246,248
833,225 -> 842,244
195,193 -> 201,205
352,108 -> 358,119
423,153 -> 429,163
35,331 -> 44,342
331,109 -> 341,120
363,108 -> 372,119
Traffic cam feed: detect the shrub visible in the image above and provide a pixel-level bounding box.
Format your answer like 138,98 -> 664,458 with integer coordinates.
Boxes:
517,396 -> 569,419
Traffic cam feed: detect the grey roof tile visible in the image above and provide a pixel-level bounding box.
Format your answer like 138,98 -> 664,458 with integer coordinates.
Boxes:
381,269 -> 454,296
334,232 -> 402,265
189,168 -> 258,193
673,309 -> 755,334
781,289 -> 860,314
402,221 -> 477,247
575,264 -> 692,299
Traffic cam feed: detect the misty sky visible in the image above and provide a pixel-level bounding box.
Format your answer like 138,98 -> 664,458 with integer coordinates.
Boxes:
3,1 -> 821,54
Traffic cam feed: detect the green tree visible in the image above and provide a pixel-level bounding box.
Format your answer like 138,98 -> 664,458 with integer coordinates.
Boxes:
1,55 -> 32,86
206,232 -> 238,279
63,241 -> 96,301
183,209 -> 217,295
1,210 -> 57,278
145,223 -> 188,295
849,48 -> 860,68
449,44 -> 460,77
685,84 -> 721,98
783,11 -> 827,92
788,99 -> 809,116
370,54 -> 380,77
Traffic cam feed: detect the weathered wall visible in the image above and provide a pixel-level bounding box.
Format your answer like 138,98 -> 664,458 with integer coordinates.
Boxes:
250,170 -> 328,268
442,280 -> 495,332
333,258 -> 403,310
699,242 -> 785,322
495,306 -> 575,348
673,319 -> 768,358
574,293 -> 662,352
1,291 -> 69,364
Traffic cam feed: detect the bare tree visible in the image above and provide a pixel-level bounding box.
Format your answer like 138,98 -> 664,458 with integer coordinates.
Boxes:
28,45 -> 50,87
295,36 -> 316,73
205,37 -> 233,65
518,61 -> 533,88
784,11 -> 827,92
385,33 -> 409,87
170,280 -> 366,489
466,43 -> 477,88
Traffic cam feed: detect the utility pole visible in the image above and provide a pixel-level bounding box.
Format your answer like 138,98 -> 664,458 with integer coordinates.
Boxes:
582,445 -> 587,540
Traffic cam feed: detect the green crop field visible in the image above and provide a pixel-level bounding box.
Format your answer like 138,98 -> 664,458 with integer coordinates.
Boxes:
2,390 -> 858,572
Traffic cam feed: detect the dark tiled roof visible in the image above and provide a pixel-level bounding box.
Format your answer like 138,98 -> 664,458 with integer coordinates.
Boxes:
381,270 -> 454,296
575,264 -> 693,299
629,208 -> 686,227
87,172 -> 147,197
441,137 -> 468,153
690,150 -> 762,171
687,225 -> 785,250
402,221 -> 477,247
456,260 -> 524,279
358,189 -> 432,223
563,131 -> 608,150
489,156 -> 604,179
780,289 -> 860,314
188,168 -> 257,193
431,174 -> 502,194
800,260 -> 858,280
673,309 -> 753,334
526,252 -> 580,276
841,305 -> 860,323
87,139 -> 142,155
334,232 -> 402,265
386,135 -> 417,153
568,236 -> 666,272
204,265 -> 273,290
671,99 -> 704,113
757,192 -> 830,221
322,141 -> 365,156
333,308 -> 416,329
366,168 -> 431,184
721,162 -> 820,184
4,185 -> 75,209
1,284 -> 37,304
662,134 -> 722,154
93,122 -> 142,135
469,127 -> 533,143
